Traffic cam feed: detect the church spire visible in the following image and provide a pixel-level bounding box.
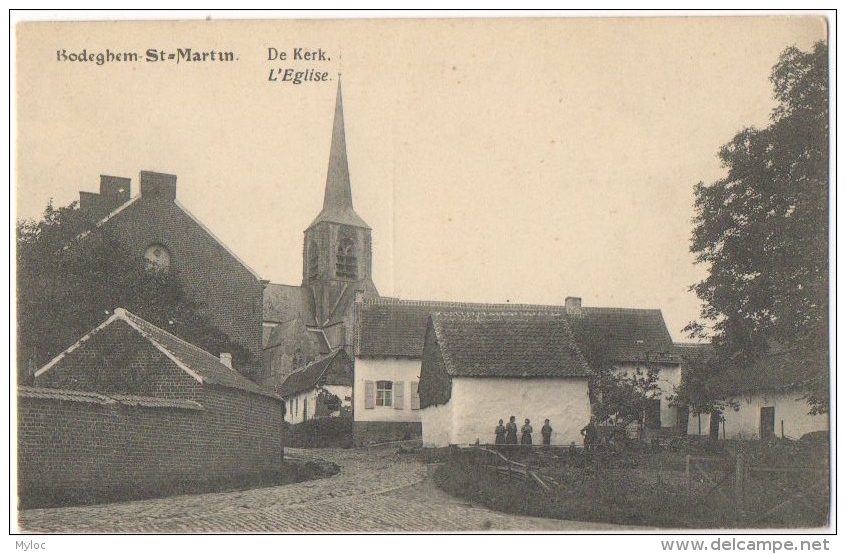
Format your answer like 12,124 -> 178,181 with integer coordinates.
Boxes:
308,79 -> 370,229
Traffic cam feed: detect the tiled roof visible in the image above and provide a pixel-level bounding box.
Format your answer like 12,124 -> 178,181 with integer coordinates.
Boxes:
120,310 -> 278,398
673,342 -> 715,362
277,349 -> 353,398
35,309 -> 280,400
356,296 -> 563,358
567,307 -> 679,365
18,387 -> 204,410
429,311 -> 591,378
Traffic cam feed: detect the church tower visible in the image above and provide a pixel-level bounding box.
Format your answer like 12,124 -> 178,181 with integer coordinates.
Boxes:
303,81 -> 378,349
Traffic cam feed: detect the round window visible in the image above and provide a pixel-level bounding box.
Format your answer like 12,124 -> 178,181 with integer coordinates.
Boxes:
144,244 -> 171,273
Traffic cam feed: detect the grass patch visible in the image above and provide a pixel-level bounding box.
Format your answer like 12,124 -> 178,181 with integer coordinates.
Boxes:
433,438 -> 829,529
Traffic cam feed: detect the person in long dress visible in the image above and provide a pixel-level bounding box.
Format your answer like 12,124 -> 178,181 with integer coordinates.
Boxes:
494,419 -> 506,445
505,415 -> 519,445
520,419 -> 533,445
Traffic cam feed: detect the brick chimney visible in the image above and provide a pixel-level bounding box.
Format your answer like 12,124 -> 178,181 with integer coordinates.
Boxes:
79,175 -> 131,221
219,353 -> 233,369
140,171 -> 177,201
565,296 -> 582,314
100,175 -> 131,206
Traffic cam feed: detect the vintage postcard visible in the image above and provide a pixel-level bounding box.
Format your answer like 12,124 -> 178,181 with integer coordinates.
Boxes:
12,12 -> 832,541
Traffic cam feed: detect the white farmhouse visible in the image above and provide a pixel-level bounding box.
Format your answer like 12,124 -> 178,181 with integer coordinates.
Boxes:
418,311 -> 592,447
279,349 -> 353,424
565,297 -> 683,437
680,344 -> 829,440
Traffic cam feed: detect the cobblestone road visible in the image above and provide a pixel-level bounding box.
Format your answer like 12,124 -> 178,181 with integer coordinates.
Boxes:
18,445 -> 640,533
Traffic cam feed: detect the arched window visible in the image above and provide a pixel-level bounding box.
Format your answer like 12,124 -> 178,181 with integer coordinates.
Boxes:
336,235 -> 357,279
308,241 -> 319,281
144,244 -> 171,274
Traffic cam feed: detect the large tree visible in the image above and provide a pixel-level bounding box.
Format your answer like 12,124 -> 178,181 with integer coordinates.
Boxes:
16,200 -> 254,383
688,41 -> 829,413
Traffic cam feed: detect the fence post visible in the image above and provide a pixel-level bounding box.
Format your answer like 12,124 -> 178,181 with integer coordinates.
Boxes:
685,454 -> 691,490
735,453 -> 745,514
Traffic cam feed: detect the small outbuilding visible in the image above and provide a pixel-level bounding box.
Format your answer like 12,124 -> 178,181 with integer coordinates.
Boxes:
19,308 -> 284,503
279,349 -> 354,423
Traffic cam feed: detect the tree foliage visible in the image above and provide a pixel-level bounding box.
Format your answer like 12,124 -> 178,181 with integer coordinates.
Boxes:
575,327 -> 661,429
688,41 -> 828,413
16,200 -> 254,383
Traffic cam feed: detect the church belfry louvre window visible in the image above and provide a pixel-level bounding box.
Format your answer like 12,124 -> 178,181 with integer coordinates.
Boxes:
336,235 -> 357,279
308,241 -> 319,281
143,244 -> 171,274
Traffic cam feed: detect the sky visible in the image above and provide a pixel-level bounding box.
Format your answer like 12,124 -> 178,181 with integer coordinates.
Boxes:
14,15 -> 828,341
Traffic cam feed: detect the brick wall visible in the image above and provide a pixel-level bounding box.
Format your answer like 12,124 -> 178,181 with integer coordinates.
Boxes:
17,386 -> 283,503
100,196 -> 265,362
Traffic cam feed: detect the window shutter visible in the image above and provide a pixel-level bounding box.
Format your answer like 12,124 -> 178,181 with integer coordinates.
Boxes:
364,381 -> 375,409
394,381 -> 405,410
410,381 -> 420,410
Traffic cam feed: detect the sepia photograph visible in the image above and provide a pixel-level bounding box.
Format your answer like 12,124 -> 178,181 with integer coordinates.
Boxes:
12,12 -> 832,537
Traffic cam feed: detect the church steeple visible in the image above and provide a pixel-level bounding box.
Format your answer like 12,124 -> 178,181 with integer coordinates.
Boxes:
308,80 -> 370,230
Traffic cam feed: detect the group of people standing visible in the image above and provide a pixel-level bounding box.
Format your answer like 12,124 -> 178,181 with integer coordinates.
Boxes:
494,416 -> 553,446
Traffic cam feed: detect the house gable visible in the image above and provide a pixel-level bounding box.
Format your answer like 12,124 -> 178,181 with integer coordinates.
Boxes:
34,318 -> 202,400
419,318 -> 452,408
74,171 -> 266,360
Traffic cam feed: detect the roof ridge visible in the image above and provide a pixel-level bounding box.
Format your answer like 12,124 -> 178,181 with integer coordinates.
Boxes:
429,315 -> 456,376
578,306 -> 664,314
116,309 -> 206,383
174,200 -> 263,281
34,311 -> 124,377
430,310 -> 567,320
364,296 -> 563,310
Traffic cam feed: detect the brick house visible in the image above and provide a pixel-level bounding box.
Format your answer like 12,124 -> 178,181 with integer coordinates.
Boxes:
418,311 -> 592,447
76,170 -> 266,368
19,308 -> 284,503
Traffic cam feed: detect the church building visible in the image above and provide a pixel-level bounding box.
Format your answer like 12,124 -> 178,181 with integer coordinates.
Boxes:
262,82 -> 378,389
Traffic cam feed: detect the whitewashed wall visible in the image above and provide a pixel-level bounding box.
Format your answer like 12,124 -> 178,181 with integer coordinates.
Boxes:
617,362 -> 682,427
420,400 -> 453,447
686,392 -> 828,440
421,377 -> 591,447
353,358 -> 422,423
284,385 -> 352,423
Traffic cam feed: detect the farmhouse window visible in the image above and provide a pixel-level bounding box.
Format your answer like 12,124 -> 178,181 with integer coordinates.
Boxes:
376,380 -> 393,407
303,397 -> 309,421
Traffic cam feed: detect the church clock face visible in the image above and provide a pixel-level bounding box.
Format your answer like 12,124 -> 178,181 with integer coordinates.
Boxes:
144,244 -> 171,273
